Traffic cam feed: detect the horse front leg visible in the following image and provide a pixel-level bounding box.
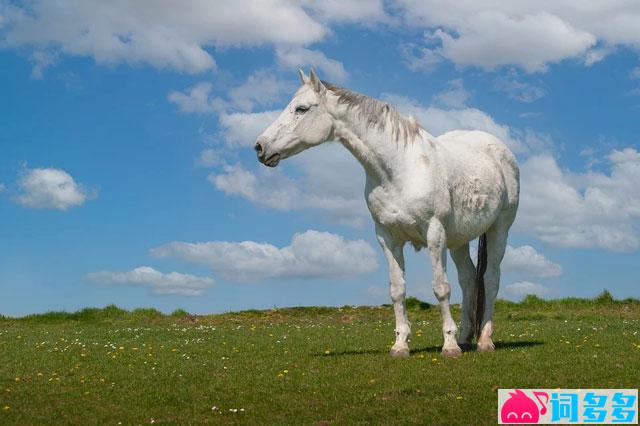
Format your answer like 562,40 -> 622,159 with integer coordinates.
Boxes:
376,225 -> 410,358
427,218 -> 462,357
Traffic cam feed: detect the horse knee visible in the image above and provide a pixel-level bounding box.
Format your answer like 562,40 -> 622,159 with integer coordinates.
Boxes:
432,280 -> 450,302
389,281 -> 406,303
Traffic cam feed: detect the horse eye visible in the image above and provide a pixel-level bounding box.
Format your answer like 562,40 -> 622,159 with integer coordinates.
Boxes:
295,106 -> 309,114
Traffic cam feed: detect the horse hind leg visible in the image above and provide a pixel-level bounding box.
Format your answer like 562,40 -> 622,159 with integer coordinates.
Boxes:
450,243 -> 476,349
477,210 -> 514,352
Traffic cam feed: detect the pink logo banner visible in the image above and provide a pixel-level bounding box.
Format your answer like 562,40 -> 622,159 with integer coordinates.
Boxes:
498,389 -> 638,424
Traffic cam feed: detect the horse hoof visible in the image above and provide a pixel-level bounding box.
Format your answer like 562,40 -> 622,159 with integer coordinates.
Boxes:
458,342 -> 472,352
477,341 -> 495,353
390,347 -> 410,358
442,346 -> 462,358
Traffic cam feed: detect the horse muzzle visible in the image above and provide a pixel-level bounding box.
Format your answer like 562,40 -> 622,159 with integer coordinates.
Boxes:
254,139 -> 280,167
262,153 -> 280,167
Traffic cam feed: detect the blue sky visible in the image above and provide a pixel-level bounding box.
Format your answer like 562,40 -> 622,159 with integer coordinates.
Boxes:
0,1 -> 639,316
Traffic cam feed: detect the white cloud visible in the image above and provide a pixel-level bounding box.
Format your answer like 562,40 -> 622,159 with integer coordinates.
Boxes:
218,110 -> 281,148
5,2 -> 639,77
584,46 -> 616,66
210,163 -> 299,210
429,12 -> 595,73
400,43 -> 442,72
227,70 -> 293,112
151,230 -> 378,281
14,168 -> 94,210
516,148 -> 640,251
29,50 -> 57,79
303,0 -> 388,23
288,144 -> 367,226
276,47 -> 348,82
167,82 -> 225,114
385,93 -> 529,153
502,281 -> 552,300
195,149 -> 223,168
502,245 -> 562,278
167,72 -> 293,147
493,75 -> 546,103
396,2 -> 640,73
210,143 -> 368,227
169,70 -> 291,120
0,0 -> 327,74
432,79 -> 470,109
86,266 -> 214,296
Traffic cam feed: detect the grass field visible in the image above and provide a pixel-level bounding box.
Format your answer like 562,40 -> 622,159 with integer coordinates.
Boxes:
1,292 -> 639,425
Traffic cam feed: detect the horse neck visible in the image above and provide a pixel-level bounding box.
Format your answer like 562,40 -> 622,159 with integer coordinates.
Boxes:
332,107 -> 422,185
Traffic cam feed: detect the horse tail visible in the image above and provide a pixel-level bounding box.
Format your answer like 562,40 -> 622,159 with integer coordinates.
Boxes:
474,233 -> 488,340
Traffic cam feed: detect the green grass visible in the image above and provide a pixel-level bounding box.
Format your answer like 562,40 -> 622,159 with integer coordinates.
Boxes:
1,293 -> 639,425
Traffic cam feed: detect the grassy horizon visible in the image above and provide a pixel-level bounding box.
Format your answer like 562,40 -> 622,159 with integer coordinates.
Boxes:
1,291 -> 639,424
2,289 -> 637,322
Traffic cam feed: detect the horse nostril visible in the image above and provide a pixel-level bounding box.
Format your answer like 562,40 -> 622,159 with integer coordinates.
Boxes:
254,142 -> 263,154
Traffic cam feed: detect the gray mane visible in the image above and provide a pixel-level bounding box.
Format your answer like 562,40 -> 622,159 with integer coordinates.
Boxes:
323,81 -> 423,143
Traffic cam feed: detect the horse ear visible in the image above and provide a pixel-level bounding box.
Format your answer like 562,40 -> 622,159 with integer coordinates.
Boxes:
309,68 -> 326,95
297,68 -> 308,85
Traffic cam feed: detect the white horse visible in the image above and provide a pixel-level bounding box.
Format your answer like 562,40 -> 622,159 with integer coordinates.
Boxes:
255,70 -> 519,357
